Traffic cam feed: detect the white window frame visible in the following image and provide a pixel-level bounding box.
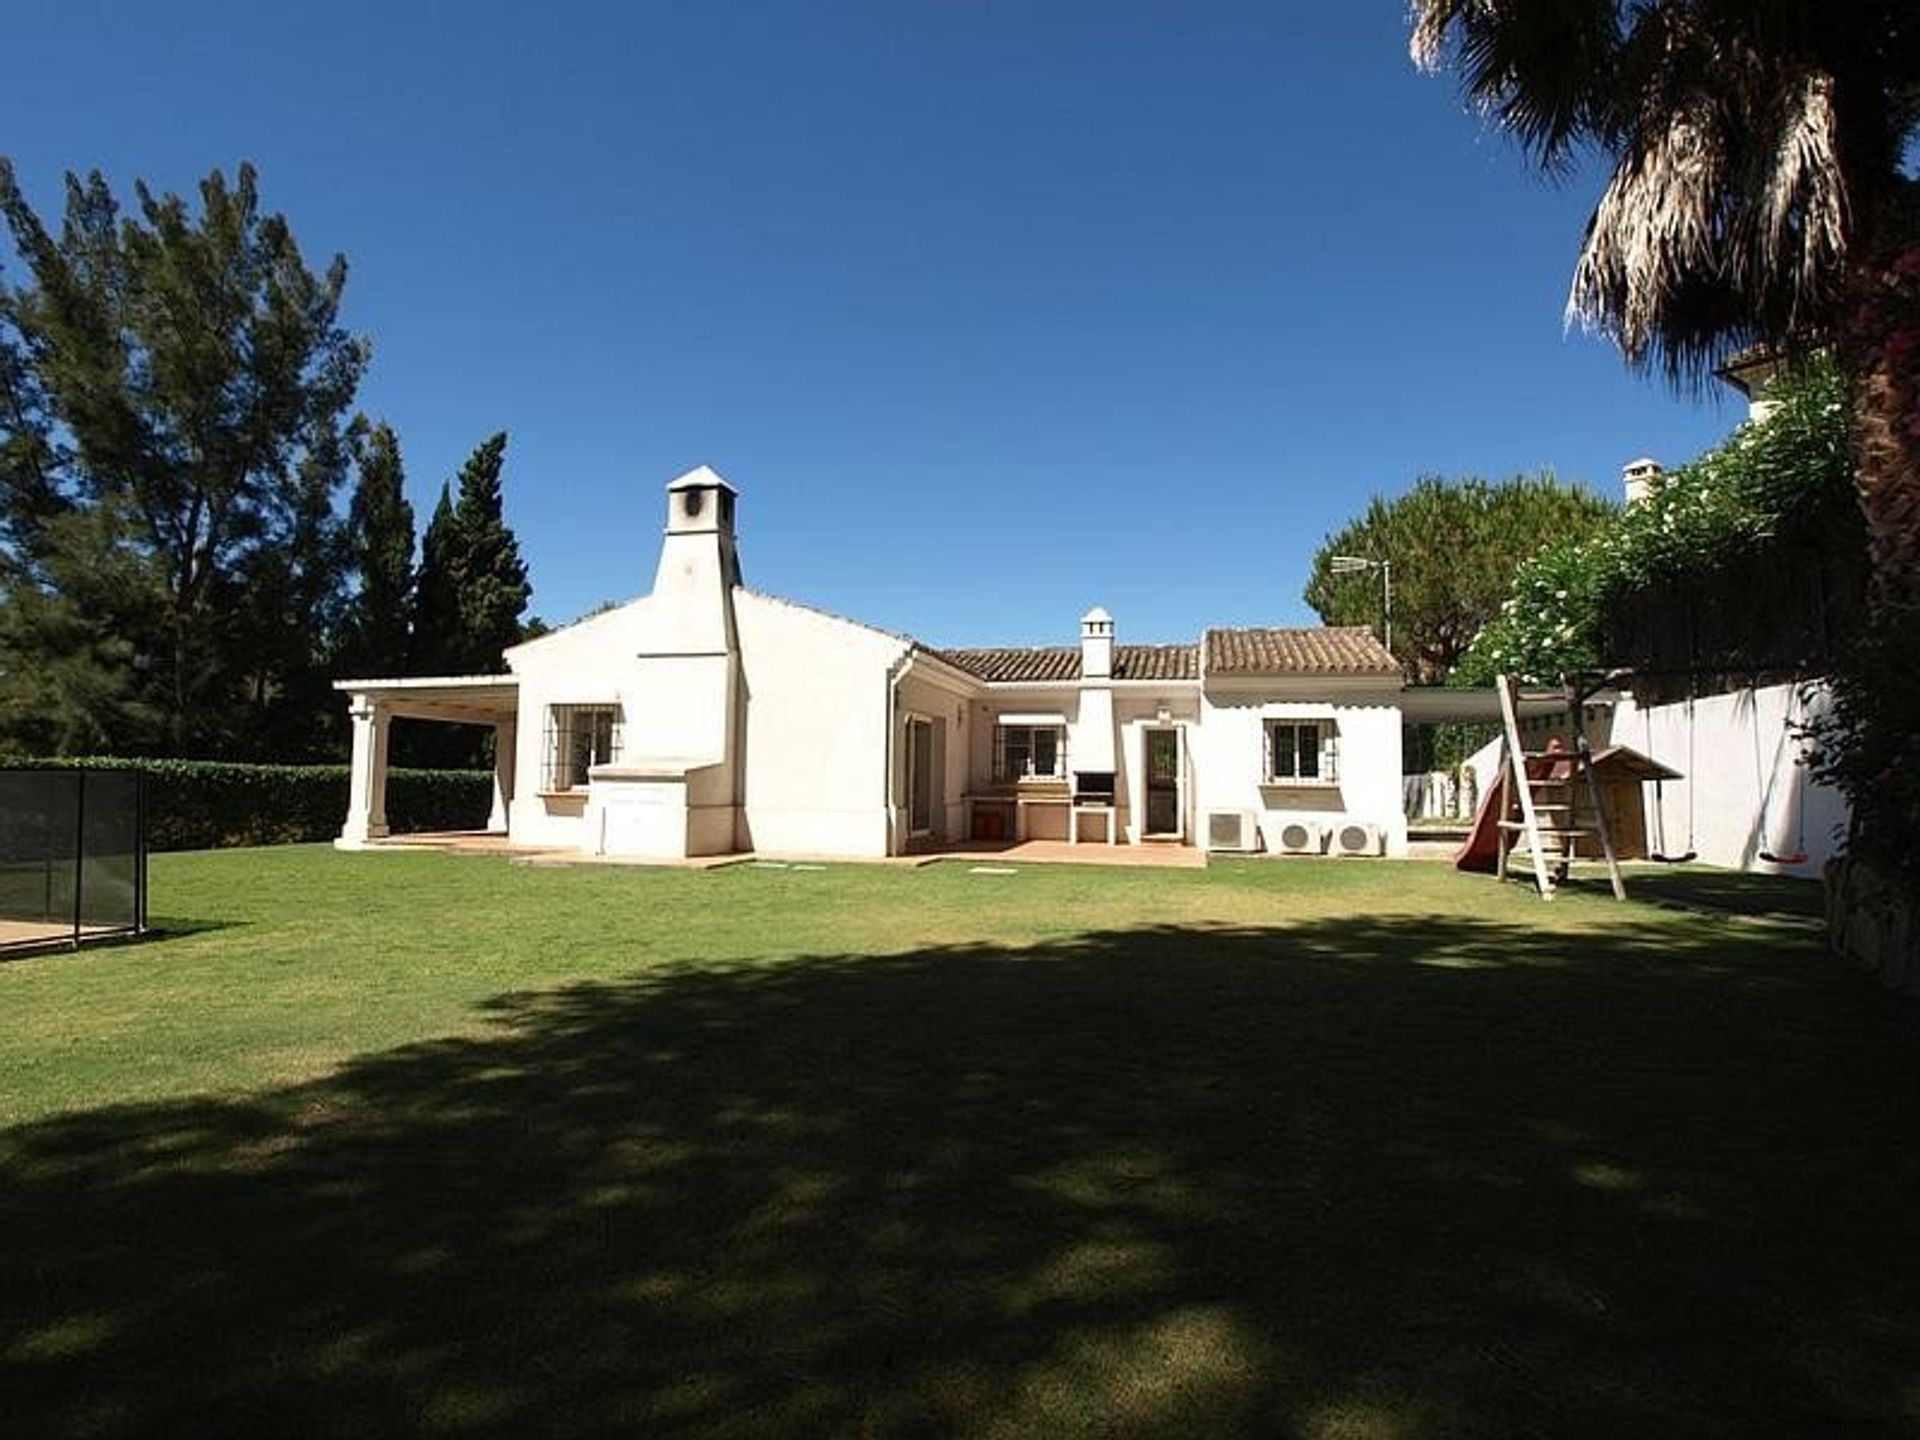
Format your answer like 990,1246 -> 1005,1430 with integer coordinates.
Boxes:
546,704 -> 622,790
1263,718 -> 1338,785
993,724 -> 1066,783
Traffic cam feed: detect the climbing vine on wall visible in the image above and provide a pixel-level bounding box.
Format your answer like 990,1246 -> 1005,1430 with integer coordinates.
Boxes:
1455,359 -> 1864,690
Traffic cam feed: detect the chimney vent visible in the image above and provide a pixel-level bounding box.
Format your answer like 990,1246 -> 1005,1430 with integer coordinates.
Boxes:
1080,606 -> 1114,681
1622,457 -> 1662,507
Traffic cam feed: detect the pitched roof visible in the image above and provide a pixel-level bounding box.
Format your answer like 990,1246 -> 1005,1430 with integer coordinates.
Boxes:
1204,626 -> 1400,677
932,643 -> 1199,685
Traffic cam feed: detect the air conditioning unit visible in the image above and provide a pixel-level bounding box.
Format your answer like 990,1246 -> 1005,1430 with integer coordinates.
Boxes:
1331,820 -> 1385,857
1271,819 -> 1326,856
1205,809 -> 1259,852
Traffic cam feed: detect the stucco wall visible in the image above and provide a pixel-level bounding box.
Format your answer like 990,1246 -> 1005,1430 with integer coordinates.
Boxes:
1607,681 -> 1845,876
895,667 -> 974,844
505,598 -> 653,850
733,591 -> 906,857
1194,688 -> 1407,856
1115,694 -> 1202,843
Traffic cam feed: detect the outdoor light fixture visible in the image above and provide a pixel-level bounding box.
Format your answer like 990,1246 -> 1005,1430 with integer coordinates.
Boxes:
1328,554 -> 1393,657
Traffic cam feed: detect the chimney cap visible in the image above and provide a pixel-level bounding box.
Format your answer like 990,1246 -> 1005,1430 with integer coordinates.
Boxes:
1623,457 -> 1662,474
665,464 -> 738,495
1081,605 -> 1113,625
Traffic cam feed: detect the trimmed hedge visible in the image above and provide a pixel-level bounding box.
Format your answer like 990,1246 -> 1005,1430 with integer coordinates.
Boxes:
2,758 -> 492,852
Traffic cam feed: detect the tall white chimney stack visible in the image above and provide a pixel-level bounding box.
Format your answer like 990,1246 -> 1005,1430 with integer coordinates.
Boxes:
1622,457 -> 1663,507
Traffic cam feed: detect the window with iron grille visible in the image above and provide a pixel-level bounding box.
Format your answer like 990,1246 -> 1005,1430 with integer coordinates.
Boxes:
544,704 -> 622,789
1264,719 -> 1338,784
993,725 -> 1065,782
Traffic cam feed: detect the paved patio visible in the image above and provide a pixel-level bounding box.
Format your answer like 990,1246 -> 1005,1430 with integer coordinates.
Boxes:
358,832 -> 1212,869
358,831 -> 1468,868
919,840 -> 1208,869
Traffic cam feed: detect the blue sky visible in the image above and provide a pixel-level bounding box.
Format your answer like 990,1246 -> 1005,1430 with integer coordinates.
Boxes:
5,1 -> 1742,647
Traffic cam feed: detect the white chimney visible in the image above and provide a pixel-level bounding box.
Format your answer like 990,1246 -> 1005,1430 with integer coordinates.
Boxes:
1080,606 -> 1114,680
609,466 -> 746,854
1622,457 -> 1662,507
1076,606 -> 1116,773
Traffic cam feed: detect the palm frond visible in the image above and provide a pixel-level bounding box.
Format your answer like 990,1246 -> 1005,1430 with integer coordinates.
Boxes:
1567,95 -> 1730,366
1409,0 -> 1623,171
1745,71 -> 1848,319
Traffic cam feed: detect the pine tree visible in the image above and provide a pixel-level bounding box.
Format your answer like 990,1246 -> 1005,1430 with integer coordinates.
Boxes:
1304,474 -> 1616,683
343,421 -> 415,679
0,160 -> 366,756
221,427 -> 352,759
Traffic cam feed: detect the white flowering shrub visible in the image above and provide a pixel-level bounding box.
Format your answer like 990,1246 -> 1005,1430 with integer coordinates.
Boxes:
1455,359 -> 1856,687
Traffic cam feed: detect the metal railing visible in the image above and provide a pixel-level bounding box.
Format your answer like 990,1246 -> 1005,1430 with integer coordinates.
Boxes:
0,768 -> 148,956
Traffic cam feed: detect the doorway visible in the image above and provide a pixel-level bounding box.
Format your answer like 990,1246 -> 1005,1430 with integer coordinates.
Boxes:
906,716 -> 936,838
1144,727 -> 1181,837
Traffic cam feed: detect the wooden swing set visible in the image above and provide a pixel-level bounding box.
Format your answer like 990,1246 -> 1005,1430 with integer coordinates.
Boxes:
1465,665 -> 1813,900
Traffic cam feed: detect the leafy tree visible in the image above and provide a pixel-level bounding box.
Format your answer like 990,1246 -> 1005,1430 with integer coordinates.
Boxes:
0,303 -> 62,558
342,421 -> 415,679
1304,474 -> 1614,682
0,159 -> 366,756
222,426 -> 354,759
0,497 -> 166,752
1457,361 -> 1860,685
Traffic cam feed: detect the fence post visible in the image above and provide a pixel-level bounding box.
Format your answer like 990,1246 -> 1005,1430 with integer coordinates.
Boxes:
71,770 -> 87,947
136,771 -> 148,933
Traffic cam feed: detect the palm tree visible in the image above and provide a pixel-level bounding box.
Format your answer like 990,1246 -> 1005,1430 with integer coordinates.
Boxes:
1409,1 -> 1918,609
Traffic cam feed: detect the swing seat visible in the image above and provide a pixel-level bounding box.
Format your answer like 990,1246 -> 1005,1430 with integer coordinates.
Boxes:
1759,849 -> 1807,865
1650,849 -> 1697,864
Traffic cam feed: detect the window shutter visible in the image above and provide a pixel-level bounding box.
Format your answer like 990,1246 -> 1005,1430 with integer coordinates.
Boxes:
1261,722 -> 1273,782
1323,726 -> 1339,783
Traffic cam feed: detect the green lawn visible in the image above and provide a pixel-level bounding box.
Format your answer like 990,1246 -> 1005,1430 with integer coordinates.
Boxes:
2,848 -> 1915,1437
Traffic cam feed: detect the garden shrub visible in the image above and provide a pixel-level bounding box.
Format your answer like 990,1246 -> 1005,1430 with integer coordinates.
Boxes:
6,758 -> 491,851
1810,604 -> 1920,883
1456,358 -> 1864,690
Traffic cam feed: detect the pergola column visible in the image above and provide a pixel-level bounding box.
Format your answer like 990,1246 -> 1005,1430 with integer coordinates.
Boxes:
336,694 -> 392,849
488,719 -> 518,833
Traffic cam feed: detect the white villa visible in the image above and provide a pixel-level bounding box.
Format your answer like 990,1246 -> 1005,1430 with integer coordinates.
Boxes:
336,467 -> 1444,861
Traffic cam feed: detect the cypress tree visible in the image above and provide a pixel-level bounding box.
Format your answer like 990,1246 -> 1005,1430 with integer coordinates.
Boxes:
445,431 -> 530,674
410,483 -> 459,676
343,421 -> 415,678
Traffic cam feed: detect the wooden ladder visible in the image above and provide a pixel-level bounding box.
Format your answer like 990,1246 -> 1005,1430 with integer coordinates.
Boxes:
1493,674 -> 1627,901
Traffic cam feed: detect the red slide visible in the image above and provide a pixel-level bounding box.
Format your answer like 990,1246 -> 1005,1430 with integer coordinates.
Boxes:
1454,771 -> 1506,873
1455,741 -> 1570,873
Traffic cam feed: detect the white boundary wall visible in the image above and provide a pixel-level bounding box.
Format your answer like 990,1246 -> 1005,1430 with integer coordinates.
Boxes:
1608,680 -> 1847,877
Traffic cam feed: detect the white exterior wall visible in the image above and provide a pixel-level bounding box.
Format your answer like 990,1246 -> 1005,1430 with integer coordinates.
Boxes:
505,598 -> 654,851
1195,687 -> 1408,856
733,590 -> 907,857
894,667 -> 975,845
1609,680 -> 1844,876
1115,693 -> 1201,843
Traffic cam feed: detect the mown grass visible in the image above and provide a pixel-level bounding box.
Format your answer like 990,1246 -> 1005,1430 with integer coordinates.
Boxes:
2,847 -> 1914,1437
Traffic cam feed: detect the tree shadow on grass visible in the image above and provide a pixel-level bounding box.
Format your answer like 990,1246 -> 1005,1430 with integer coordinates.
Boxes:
2,915 -> 1916,1437
1573,868 -> 1829,924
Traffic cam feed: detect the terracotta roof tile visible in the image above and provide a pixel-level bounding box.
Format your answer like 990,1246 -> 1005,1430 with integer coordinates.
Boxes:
932,646 -> 1079,683
1204,626 -> 1400,677
931,643 -> 1198,684
1114,644 -> 1200,681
